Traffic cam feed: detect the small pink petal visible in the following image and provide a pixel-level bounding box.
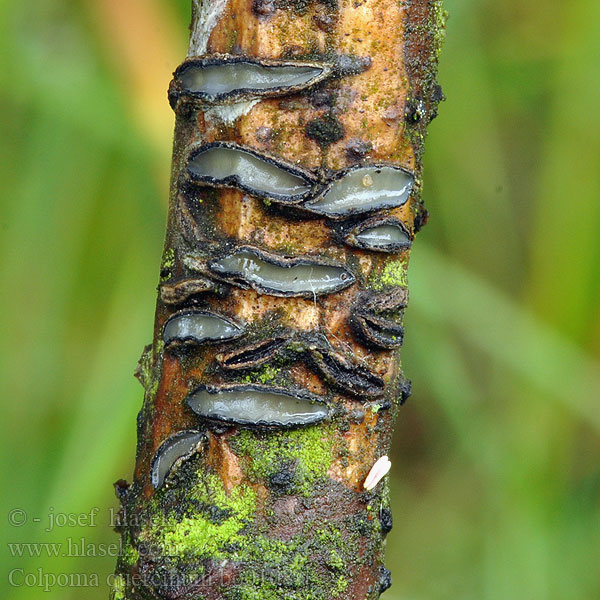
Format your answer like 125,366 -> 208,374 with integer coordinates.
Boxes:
363,455 -> 392,491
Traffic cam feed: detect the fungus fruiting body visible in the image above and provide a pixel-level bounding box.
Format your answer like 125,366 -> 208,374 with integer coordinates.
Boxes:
218,337 -> 290,370
162,311 -> 244,346
308,348 -> 385,398
150,430 -> 207,488
186,143 -> 315,202
379,565 -> 393,593
303,166 -> 414,218
345,219 -> 412,253
379,507 -> 394,535
209,247 -> 355,297
351,289 -> 407,348
170,56 -> 331,105
186,384 -> 328,427
352,312 -> 405,349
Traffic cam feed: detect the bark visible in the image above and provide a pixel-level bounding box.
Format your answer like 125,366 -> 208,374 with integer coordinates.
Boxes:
111,1 -> 445,599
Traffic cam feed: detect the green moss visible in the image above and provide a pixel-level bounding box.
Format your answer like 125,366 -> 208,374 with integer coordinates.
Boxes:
133,464 -> 363,600
120,541 -> 139,568
230,425 -> 334,496
334,574 -> 349,595
110,574 -> 126,600
242,364 -> 281,384
225,523 -> 351,600
152,474 -> 257,558
370,258 -> 409,290
160,247 -> 176,281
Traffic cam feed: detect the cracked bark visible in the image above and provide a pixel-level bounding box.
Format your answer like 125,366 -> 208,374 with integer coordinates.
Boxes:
111,1 -> 445,599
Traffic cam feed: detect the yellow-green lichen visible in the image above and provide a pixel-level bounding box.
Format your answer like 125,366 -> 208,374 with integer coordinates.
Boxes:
334,574 -> 349,595
153,474 -> 257,558
242,364 -> 281,385
226,524 -> 351,600
120,541 -> 139,568
133,464 -> 359,600
161,247 -> 175,269
110,574 -> 126,600
230,425 -> 334,496
370,258 -> 409,290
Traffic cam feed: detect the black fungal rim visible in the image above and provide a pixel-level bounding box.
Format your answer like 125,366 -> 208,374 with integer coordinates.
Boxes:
150,429 -> 208,489
300,163 -> 415,220
350,289 -> 408,349
169,54 -> 333,108
360,287 -> 410,313
207,245 -> 356,298
307,347 -> 386,399
342,215 -> 413,253
162,309 -> 245,347
185,383 -> 330,428
185,141 -> 319,203
350,312 -> 405,350
217,336 -> 291,371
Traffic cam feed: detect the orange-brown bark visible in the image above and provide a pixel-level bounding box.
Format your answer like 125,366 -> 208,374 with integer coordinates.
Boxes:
112,1 -> 445,599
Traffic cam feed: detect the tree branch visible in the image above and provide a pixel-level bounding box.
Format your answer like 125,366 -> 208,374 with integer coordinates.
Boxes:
111,1 -> 445,598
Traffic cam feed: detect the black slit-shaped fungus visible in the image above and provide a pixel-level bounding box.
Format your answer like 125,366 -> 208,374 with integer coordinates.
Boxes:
159,277 -> 217,305
308,348 -> 385,399
186,384 -> 329,428
379,566 -> 392,594
351,289 -> 408,349
379,507 -> 393,535
343,216 -> 412,253
217,337 -> 290,370
362,287 -> 409,312
186,142 -> 316,203
351,312 -> 405,349
208,246 -> 355,297
169,55 -> 332,107
162,311 -> 244,347
302,164 -> 414,219
398,378 -> 412,405
150,430 -> 208,489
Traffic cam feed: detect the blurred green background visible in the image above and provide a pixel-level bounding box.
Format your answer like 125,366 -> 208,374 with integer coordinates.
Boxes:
1,0 -> 599,598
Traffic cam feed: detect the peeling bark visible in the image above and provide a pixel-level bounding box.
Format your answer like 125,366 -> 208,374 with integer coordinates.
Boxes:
112,1 -> 445,599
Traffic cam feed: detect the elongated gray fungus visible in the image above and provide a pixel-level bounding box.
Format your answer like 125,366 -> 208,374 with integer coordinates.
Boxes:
346,219 -> 412,253
163,311 -> 244,346
171,57 -> 331,104
186,384 -> 328,427
187,143 -> 314,202
305,166 -> 414,218
150,430 -> 207,489
209,247 -> 355,297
